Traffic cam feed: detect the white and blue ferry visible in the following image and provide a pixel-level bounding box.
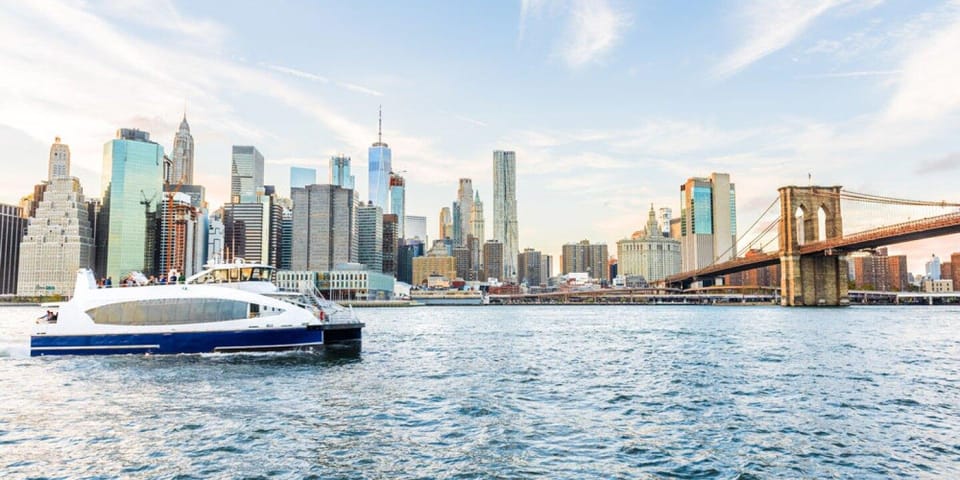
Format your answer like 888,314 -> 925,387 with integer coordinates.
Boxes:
30,263 -> 363,356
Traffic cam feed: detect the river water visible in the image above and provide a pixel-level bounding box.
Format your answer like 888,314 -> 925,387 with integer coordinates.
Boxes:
1,305 -> 959,478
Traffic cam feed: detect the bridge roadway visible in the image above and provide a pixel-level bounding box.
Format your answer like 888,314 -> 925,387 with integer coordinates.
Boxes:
491,287 -> 777,305
664,210 -> 960,287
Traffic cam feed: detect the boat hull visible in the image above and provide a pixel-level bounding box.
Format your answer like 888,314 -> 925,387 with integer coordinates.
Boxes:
30,327 -> 325,356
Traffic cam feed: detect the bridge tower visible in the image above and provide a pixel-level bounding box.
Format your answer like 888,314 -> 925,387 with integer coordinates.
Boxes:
778,186 -> 849,306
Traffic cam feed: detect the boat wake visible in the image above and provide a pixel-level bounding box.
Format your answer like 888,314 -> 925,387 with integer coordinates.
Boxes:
0,339 -> 30,359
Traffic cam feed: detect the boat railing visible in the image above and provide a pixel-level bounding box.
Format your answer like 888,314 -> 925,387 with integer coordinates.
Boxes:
275,281 -> 360,324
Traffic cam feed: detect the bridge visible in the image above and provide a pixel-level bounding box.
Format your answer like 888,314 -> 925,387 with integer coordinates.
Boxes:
663,186 -> 960,306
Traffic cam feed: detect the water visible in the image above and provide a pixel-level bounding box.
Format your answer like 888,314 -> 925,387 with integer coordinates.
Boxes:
2,305 -> 959,479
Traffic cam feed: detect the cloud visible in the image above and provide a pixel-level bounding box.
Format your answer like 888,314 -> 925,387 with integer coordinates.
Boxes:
914,153 -> 960,174
715,0 -> 849,78
262,63 -> 330,83
799,69 -> 902,79
455,115 -> 488,127
559,0 -> 631,67
518,0 -> 631,68
336,81 -> 384,97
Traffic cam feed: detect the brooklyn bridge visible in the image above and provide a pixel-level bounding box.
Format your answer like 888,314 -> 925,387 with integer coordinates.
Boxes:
661,185 -> 960,306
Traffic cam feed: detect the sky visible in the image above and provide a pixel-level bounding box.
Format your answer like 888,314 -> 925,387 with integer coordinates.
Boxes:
0,0 -> 959,274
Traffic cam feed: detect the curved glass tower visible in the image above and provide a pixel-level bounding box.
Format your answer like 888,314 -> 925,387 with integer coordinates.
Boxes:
368,108 -> 391,209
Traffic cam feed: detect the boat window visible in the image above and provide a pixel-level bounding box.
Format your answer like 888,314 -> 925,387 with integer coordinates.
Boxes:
86,298 -> 257,325
240,268 -> 253,281
213,269 -> 228,282
228,268 -> 240,282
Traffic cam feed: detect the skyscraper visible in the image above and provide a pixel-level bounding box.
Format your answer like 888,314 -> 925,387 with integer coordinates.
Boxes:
279,208 -> 293,270
330,155 -> 355,190
470,190 -> 484,244
389,172 -> 406,239
156,192 -> 205,277
659,207 -> 672,237
439,207 -> 453,240
170,115 -> 194,184
452,201 -> 461,245
493,150 -> 519,280
290,167 -> 317,193
517,248 -> 543,287
482,239 -> 504,282
561,240 -> 609,282
231,145 -> 264,203
48,137 -> 70,181
382,214 -> 399,277
617,205 -> 681,282
679,172 -> 737,272
1,204 -> 27,294
357,202 -> 384,273
404,215 -> 427,243
98,128 -> 164,280
291,184 -> 358,271
457,178 -> 473,246
368,107 -> 391,209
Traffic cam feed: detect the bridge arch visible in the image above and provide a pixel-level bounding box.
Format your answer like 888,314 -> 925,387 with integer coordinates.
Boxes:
778,186 -> 848,306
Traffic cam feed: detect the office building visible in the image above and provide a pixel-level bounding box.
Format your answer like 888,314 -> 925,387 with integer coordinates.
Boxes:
471,190 -> 484,243
291,184 -> 358,271
952,253 -> 960,295
357,202 -> 384,273
439,207 -> 453,240
482,239 -> 504,282
97,128 -> 164,280
48,137 -> 70,180
368,108 -> 391,208
397,239 -> 424,284
207,217 -> 224,264
222,190 -> 283,267
389,172 -> 405,239
467,234 -> 482,281
405,215 -> 427,243
541,254 -> 553,282
679,172 -> 737,271
156,191 -> 205,278
457,178 -> 473,246
279,209 -> 293,270
518,248 -> 543,287
1,204 -> 27,294
659,207 -> 672,237
170,115 -> 194,184
382,214 -> 399,277
16,177 -> 92,296
617,205 -> 682,282
561,240 -> 609,282
170,184 -> 205,209
290,167 -> 317,194
230,145 -> 264,203
412,254 -> 457,286
493,150 -> 519,280
925,254 -> 942,280
330,154 -> 355,190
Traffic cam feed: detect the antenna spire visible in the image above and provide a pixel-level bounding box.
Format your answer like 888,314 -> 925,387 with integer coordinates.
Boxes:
378,105 -> 382,144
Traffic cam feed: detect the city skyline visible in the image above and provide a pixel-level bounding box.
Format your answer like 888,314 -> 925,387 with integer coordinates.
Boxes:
1,1 -> 959,272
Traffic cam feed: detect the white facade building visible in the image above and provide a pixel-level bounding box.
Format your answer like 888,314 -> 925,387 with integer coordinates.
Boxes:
617,205 -> 681,282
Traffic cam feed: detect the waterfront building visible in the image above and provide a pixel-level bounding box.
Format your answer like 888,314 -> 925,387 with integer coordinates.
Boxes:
561,240 -> 609,283
493,150 -> 519,280
722,249 -> 781,288
850,248 -> 909,291
439,207 -> 453,240
397,239 -> 424,284
207,217 -> 224,264
679,172 -> 737,272
389,173 -> 405,239
616,205 -> 681,282
279,208 -> 293,270
368,108 -> 391,209
357,202 -> 384,273
330,155 -> 355,190
925,254 -> 941,280
97,128 -> 164,281
170,115 -> 194,184
923,278 -> 953,293
290,167 -> 317,194
156,192 -> 205,278
48,137 -> 70,181
457,178 -> 473,247
405,215 -> 427,243
517,248 -> 543,287
412,254 -> 457,286
277,265 -> 394,301
291,184 -> 358,271
382,214 -> 399,277
482,239 -> 504,283
16,177 -> 92,296
2,204 -> 27,294
230,146 -> 264,203
941,262 -> 952,285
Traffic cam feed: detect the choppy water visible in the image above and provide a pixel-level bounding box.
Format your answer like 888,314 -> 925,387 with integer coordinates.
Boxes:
1,305 -> 959,479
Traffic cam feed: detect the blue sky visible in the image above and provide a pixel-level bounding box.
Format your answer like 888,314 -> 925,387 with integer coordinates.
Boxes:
0,0 -> 958,273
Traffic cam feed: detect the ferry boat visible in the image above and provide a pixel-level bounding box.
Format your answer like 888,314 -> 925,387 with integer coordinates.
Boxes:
409,289 -> 486,306
30,263 -> 363,356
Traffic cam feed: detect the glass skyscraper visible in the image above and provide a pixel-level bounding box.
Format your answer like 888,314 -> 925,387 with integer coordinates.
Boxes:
389,172 -> 405,239
290,166 -> 317,194
231,145 -> 264,203
98,128 -> 164,280
368,109 -> 391,209
330,155 -> 355,190
679,172 -> 737,273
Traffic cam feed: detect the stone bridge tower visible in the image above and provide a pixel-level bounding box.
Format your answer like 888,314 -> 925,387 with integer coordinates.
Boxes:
778,186 -> 849,306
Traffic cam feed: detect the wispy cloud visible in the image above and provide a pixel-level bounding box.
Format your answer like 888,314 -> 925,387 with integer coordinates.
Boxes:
519,0 -> 631,68
262,63 -> 329,83
799,69 -> 902,79
914,153 -> 960,174
715,0 -> 850,79
336,81 -> 383,97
